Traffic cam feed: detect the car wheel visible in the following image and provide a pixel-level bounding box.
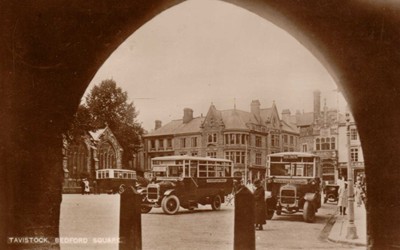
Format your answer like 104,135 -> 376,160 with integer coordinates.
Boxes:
211,195 -> 222,210
161,195 -> 180,215
303,201 -> 316,223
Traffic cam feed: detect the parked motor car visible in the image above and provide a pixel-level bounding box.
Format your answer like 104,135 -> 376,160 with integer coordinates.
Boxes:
323,184 -> 339,203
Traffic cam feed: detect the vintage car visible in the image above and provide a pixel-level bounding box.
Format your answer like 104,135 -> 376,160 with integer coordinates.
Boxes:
265,152 -> 322,223
323,184 -> 339,203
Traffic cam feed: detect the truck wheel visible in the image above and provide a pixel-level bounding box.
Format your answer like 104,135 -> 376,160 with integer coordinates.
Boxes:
141,206 -> 152,214
266,209 -> 274,220
303,201 -> 316,223
211,195 -> 222,210
161,195 -> 180,215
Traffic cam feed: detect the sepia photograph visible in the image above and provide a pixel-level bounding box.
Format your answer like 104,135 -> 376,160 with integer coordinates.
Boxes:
1,0 -> 400,249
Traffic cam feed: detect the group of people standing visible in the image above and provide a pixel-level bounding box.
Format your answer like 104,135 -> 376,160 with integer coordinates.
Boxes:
234,179 -> 267,231
337,175 -> 365,215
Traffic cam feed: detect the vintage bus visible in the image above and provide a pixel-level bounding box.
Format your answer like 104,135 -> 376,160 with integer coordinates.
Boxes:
95,168 -> 137,194
265,152 -> 322,223
138,155 -> 236,215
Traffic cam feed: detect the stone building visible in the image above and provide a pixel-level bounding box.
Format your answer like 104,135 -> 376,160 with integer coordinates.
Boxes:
337,111 -> 365,182
282,90 -> 346,185
143,100 -> 299,182
62,125 -> 123,193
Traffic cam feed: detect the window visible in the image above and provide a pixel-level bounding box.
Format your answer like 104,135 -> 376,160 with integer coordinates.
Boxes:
180,138 -> 186,148
159,139 -> 164,149
322,138 -> 329,150
191,137 -> 197,147
225,151 -> 246,164
351,147 -> 359,162
208,133 -> 217,143
330,137 -> 335,149
351,128 -> 358,140
271,134 -> 280,147
316,138 -> 320,150
283,134 -> 288,144
255,136 -> 262,147
316,137 -> 335,150
167,139 -> 172,148
191,152 -> 198,156
290,136 -> 294,145
150,140 -> 156,150
302,144 -> 308,152
236,134 -> 241,144
255,153 -> 262,165
207,152 -> 216,158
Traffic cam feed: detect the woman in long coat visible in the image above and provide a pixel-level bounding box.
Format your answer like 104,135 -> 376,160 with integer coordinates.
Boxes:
338,183 -> 348,215
253,179 -> 266,230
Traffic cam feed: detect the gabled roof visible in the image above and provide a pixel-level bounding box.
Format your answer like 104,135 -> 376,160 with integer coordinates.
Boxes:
220,109 -> 254,130
281,120 -> 299,134
146,116 -> 205,136
89,127 -> 107,141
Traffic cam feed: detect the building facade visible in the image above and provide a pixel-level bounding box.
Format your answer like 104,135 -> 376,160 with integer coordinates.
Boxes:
282,90 -> 354,184
143,100 -> 299,183
62,126 -> 124,193
337,112 -> 365,182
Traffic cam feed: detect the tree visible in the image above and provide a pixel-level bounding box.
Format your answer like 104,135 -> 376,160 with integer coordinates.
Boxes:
69,79 -> 144,167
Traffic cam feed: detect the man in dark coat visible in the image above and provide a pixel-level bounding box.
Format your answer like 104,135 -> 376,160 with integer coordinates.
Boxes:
253,179 -> 267,230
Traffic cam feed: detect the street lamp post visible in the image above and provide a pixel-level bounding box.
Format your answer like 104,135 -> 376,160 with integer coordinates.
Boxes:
346,112 -> 358,239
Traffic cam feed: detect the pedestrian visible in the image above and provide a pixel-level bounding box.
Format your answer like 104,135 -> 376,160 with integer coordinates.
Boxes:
338,182 -> 348,215
253,179 -> 266,230
355,178 -> 363,207
80,178 -> 85,195
93,180 -> 98,195
83,178 -> 90,195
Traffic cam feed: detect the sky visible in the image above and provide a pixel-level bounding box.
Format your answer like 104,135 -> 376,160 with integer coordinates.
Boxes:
85,0 -> 347,132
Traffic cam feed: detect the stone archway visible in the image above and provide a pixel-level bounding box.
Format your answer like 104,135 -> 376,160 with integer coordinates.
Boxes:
1,1 -> 400,249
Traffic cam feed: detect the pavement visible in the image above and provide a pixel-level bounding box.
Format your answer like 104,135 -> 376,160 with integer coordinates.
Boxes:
328,202 -> 367,248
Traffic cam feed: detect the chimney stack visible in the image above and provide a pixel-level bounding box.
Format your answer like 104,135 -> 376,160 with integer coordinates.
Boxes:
250,100 -> 261,117
155,120 -> 162,130
183,108 -> 193,124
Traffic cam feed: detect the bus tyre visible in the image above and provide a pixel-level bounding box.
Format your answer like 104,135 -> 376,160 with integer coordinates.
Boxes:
266,209 -> 274,220
161,195 -> 180,215
303,201 -> 316,223
211,195 -> 222,210
141,206 -> 152,214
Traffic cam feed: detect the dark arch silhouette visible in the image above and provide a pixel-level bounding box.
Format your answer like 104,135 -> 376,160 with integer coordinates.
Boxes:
1,1 -> 399,249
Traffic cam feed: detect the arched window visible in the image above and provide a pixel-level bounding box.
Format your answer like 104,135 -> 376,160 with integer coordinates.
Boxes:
316,138 -> 321,150
331,137 -> 336,149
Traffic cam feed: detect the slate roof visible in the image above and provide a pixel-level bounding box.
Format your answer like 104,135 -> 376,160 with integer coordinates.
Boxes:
294,112 -> 314,127
281,120 -> 299,133
146,104 -> 282,136
146,116 -> 205,136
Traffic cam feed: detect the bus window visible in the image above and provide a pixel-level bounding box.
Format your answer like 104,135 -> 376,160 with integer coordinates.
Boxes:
216,166 -> 224,177
190,161 -> 197,177
207,165 -> 216,177
304,164 -> 314,177
199,164 -> 207,177
224,163 -> 232,177
184,164 -> 189,177
168,166 -> 179,177
295,164 -> 304,176
270,163 -> 291,176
